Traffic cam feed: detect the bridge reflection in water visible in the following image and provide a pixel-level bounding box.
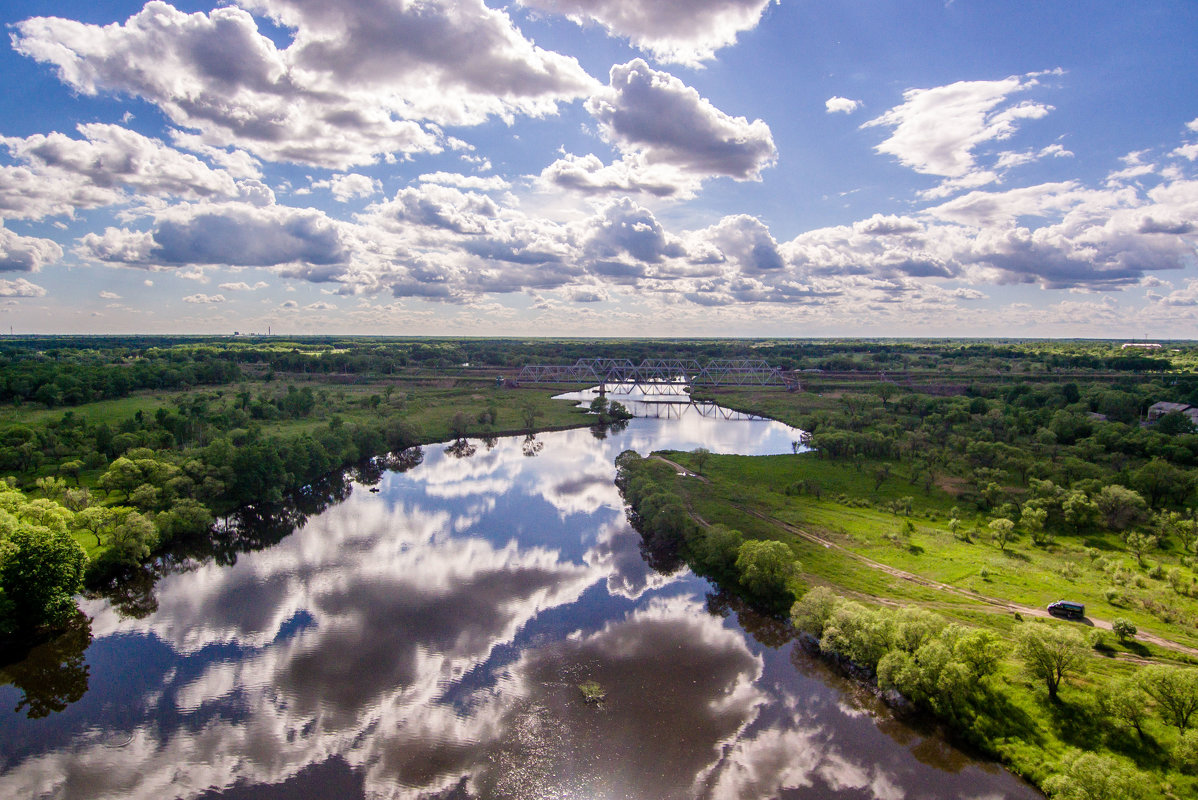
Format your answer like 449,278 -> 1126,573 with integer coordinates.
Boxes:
634,399 -> 763,421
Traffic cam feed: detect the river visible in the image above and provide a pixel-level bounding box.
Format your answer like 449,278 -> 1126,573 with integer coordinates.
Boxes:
0,390 -> 1040,799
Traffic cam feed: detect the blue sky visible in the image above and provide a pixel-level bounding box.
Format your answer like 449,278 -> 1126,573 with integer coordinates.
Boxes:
1,0 -> 1196,336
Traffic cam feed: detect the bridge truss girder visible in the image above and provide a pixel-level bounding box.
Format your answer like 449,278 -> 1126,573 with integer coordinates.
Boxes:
516,358 -> 795,390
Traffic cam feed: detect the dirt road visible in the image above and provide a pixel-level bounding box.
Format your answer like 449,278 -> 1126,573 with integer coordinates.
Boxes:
649,456 -> 1198,660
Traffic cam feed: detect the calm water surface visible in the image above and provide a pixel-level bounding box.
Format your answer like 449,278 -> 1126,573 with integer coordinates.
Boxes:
0,391 -> 1041,799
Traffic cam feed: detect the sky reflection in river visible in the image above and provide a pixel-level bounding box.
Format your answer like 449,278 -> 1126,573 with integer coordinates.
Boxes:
0,401 -> 1039,799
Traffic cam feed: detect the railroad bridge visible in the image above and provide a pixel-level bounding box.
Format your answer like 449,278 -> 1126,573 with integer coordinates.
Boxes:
514,358 -> 799,393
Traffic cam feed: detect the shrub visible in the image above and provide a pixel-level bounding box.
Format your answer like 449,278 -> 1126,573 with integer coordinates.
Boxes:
1112,618 -> 1137,643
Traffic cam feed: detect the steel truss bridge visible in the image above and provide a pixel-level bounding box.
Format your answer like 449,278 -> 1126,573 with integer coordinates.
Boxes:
516,358 -> 798,391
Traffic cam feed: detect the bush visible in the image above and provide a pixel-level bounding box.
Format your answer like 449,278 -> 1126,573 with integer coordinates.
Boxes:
1112,618 -> 1137,642
1175,730 -> 1198,774
1042,750 -> 1147,800
735,539 -> 800,613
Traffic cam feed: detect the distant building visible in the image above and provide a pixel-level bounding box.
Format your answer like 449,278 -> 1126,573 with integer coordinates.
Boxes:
1122,342 -> 1162,349
1147,401 -> 1194,423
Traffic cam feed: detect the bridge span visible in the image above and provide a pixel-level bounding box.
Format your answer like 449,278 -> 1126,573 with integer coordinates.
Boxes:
515,358 -> 799,392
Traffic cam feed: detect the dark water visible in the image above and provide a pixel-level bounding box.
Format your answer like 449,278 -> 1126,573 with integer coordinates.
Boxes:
0,392 -> 1040,799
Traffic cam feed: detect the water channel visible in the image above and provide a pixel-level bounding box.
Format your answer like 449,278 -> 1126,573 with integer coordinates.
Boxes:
0,390 -> 1041,799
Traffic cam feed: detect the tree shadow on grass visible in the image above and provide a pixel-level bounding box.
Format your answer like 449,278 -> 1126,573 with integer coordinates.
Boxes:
1102,725 -> 1167,770
959,685 -> 1045,751
1122,640 -> 1151,658
1044,691 -> 1107,750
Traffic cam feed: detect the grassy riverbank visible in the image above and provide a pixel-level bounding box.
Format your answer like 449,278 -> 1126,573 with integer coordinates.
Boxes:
620,450 -> 1198,798
618,357 -> 1198,799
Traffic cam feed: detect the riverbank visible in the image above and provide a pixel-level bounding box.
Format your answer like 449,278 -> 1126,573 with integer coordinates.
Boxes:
617,444 -> 1198,799
0,375 -> 601,644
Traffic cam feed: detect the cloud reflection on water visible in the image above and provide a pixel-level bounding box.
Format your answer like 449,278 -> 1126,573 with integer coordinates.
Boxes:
0,405 -> 1038,800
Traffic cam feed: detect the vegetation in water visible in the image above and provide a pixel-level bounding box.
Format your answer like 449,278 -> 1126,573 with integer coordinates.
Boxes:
578,680 -> 606,703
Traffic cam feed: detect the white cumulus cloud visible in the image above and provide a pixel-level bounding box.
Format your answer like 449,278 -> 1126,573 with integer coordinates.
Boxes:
309,173 -> 381,202
518,0 -> 775,66
79,202 -> 349,270
0,224 -> 63,272
545,59 -> 776,198
218,281 -> 269,291
825,96 -> 862,114
14,0 -> 597,170
0,278 -> 48,297
588,59 -> 777,180
863,70 -> 1061,196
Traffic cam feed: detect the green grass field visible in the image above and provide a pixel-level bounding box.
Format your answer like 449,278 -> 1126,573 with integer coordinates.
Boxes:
642,448 -> 1198,796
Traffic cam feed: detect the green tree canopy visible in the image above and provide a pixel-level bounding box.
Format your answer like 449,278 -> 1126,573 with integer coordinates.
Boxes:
0,524 -> 88,635
1016,622 -> 1088,699
735,539 -> 800,610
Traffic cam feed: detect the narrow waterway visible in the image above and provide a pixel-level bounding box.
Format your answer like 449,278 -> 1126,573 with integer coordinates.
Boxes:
0,391 -> 1041,799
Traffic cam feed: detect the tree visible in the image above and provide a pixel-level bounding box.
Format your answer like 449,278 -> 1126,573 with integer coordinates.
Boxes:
98,456 -> 143,501
1155,411 -> 1195,436
696,524 -> 743,582
691,447 -> 711,476
1042,750 -> 1146,800
1140,666 -> 1198,732
155,498 -> 214,544
791,586 -> 840,639
1062,491 -> 1099,533
107,511 -> 158,565
61,487 -> 91,513
34,476 -> 68,502
989,518 -> 1016,551
58,460 -> 84,486
1095,485 -> 1148,532
1016,623 -> 1087,699
1124,531 -> 1158,566
873,382 -> 898,408
1132,458 -> 1193,507
1112,618 -> 1137,643
1101,677 -> 1151,739
0,524 -> 88,634
820,601 -> 894,670
607,400 -> 632,420
1175,729 -> 1198,774
872,463 -> 890,491
74,506 -> 116,547
735,540 -> 799,609
449,411 -> 471,441
521,404 -> 541,432
1021,504 -> 1050,546
128,483 -> 163,511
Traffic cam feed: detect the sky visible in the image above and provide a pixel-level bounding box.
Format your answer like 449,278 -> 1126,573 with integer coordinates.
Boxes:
0,0 -> 1196,338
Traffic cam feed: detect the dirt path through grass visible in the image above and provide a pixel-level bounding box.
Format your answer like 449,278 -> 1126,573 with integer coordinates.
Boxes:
649,455 -> 1198,658
757,507 -> 1198,658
